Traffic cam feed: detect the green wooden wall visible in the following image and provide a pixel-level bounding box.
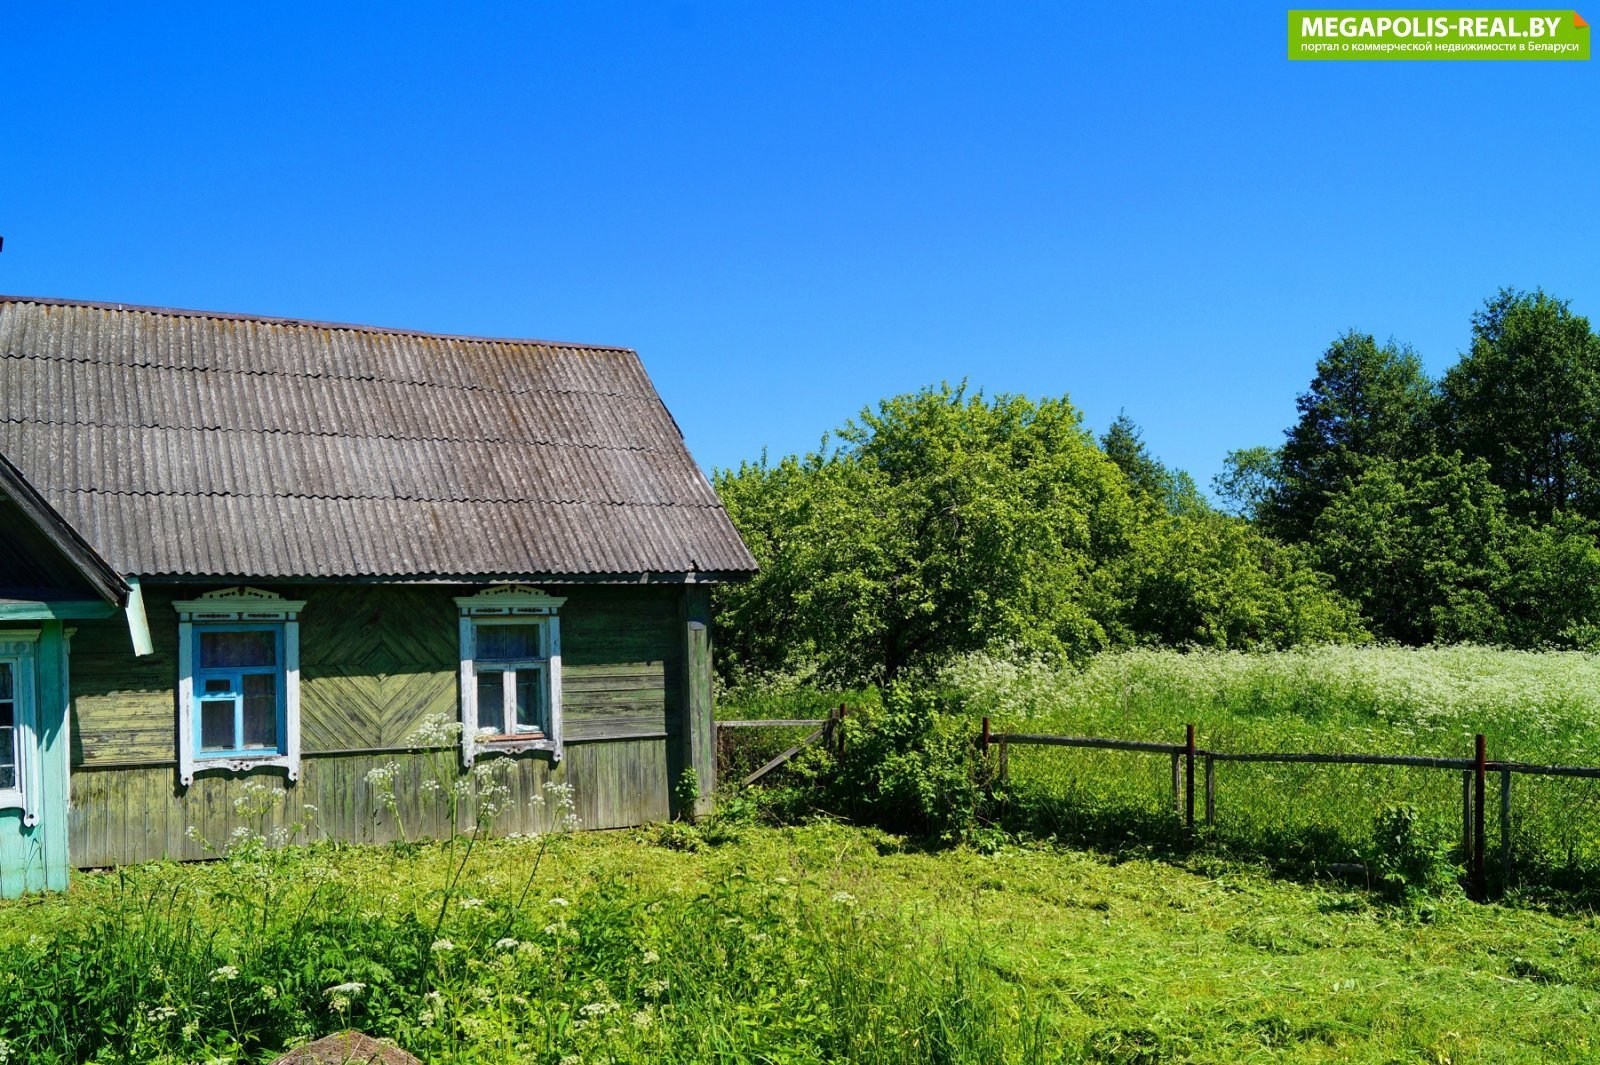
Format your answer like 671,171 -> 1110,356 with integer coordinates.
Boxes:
0,622 -> 71,897
66,582 -> 698,867
69,739 -> 670,868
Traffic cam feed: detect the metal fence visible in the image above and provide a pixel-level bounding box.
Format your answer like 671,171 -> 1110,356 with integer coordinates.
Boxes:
981,717 -> 1600,899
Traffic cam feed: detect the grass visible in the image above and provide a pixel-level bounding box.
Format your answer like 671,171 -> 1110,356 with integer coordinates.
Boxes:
4,822 -> 1600,1062
943,646 -> 1600,900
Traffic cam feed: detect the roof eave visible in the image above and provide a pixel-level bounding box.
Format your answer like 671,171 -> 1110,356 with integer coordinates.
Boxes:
0,453 -> 130,607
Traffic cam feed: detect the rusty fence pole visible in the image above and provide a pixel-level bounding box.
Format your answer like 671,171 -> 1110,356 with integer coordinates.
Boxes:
837,704 -> 847,757
1185,724 -> 1196,830
1473,734 -> 1487,900
980,715 -> 990,756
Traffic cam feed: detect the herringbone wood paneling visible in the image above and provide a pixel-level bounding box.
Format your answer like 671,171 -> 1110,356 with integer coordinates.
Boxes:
299,586 -> 459,751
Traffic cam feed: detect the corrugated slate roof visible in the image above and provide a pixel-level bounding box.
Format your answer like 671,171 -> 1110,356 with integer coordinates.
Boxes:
0,296 -> 756,580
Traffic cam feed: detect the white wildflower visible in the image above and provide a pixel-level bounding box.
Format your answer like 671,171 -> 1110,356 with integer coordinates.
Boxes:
431,939 -> 455,952
496,937 -> 520,950
209,965 -> 240,983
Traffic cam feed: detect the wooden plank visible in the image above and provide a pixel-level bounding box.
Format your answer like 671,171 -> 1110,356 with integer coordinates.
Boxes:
743,729 -> 824,786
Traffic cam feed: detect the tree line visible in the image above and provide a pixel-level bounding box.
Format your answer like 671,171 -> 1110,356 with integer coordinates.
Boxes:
714,288 -> 1600,687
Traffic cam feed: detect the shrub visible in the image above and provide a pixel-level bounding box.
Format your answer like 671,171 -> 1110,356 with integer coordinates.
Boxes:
1368,804 -> 1461,902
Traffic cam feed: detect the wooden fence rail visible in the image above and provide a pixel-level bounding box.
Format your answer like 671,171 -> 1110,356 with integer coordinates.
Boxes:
981,716 -> 1600,900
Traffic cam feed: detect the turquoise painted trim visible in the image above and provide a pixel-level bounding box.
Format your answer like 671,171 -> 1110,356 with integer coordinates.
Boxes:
190,623 -> 287,760
0,600 -> 117,621
125,577 -> 153,656
0,621 -> 70,898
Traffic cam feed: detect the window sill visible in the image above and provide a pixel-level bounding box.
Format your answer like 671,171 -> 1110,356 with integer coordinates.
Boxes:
182,751 -> 299,785
469,734 -> 561,762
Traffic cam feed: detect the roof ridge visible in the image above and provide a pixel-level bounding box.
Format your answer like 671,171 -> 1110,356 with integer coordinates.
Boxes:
0,294 -> 638,354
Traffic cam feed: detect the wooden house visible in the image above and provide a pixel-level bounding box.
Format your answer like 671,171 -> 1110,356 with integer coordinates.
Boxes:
0,295 -> 755,896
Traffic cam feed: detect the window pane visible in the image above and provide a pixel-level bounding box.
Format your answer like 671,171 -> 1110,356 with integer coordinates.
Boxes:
200,699 -> 235,751
515,669 -> 543,732
0,681 -> 14,790
478,671 -> 506,734
241,674 -> 278,750
200,629 -> 277,669
203,677 -> 234,696
476,624 -> 538,660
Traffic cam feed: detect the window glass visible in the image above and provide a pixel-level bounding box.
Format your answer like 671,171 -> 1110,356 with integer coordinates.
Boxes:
200,630 -> 276,669
0,663 -> 14,791
515,669 -> 543,732
477,624 -> 539,661
477,671 -> 506,734
241,674 -> 277,749
199,699 -> 235,752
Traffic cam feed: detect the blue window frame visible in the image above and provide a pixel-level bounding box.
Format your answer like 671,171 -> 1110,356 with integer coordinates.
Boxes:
191,624 -> 286,758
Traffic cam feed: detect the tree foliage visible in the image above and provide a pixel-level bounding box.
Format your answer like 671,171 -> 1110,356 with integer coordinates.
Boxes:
1439,289 -> 1600,522
715,385 -> 1360,687
1269,332 -> 1435,541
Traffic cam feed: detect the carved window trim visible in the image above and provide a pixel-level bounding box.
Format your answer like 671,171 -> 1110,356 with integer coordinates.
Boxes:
455,586 -> 566,767
173,588 -> 305,786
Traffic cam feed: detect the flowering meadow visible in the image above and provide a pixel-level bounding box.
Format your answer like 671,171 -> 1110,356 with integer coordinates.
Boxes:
943,645 -> 1600,896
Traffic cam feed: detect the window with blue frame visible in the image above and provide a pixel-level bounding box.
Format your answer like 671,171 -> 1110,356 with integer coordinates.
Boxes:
192,625 -> 286,756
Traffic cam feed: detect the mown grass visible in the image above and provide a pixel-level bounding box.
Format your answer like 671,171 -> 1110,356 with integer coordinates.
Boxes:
4,823 -> 1600,1062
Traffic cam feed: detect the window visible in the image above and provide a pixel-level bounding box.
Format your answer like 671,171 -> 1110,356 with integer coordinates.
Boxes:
174,588 -> 304,786
193,626 -> 284,756
0,662 -> 18,797
0,633 -> 39,821
456,586 -> 566,766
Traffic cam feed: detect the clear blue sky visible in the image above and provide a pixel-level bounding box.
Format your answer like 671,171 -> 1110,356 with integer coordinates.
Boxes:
3,3 -> 1595,486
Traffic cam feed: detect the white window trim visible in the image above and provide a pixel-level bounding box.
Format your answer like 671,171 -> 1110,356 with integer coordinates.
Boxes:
0,630 -> 41,826
456,586 -> 566,767
174,587 -> 304,786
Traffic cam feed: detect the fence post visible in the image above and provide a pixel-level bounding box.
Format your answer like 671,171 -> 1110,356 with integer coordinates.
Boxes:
1171,752 -> 1182,817
1204,753 -> 1215,827
1499,767 -> 1512,895
1185,724 -> 1196,830
1461,771 -> 1473,868
1473,734 -> 1487,900
981,716 -> 990,756
837,705 -> 847,757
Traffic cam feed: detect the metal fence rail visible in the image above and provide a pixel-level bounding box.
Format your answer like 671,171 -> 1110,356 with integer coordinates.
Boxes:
982,717 -> 1600,899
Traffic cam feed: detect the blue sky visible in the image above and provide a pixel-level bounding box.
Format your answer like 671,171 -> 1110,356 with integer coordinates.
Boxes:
2,3 -> 1595,486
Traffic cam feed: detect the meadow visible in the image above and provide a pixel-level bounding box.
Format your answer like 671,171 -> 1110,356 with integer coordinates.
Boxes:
4,820 -> 1600,1063
723,646 -> 1600,900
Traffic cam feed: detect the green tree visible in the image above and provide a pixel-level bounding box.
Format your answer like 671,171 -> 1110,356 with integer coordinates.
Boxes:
1212,446 -> 1281,521
1110,509 -> 1364,649
716,384 -> 1367,687
1271,332 -> 1435,540
1099,412 -> 1204,515
1309,453 -> 1511,644
714,384 -> 1140,684
1438,289 -> 1600,522
1498,512 -> 1600,650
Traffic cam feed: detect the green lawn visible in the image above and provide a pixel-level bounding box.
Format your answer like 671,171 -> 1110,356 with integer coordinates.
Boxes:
4,822 -> 1599,1062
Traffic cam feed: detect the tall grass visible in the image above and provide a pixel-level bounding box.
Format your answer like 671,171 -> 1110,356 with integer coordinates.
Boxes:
0,832 -> 1043,1064
944,646 -> 1600,896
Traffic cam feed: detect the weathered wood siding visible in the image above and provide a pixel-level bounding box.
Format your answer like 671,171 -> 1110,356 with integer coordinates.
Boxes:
69,739 -> 670,867
66,582 -> 695,867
